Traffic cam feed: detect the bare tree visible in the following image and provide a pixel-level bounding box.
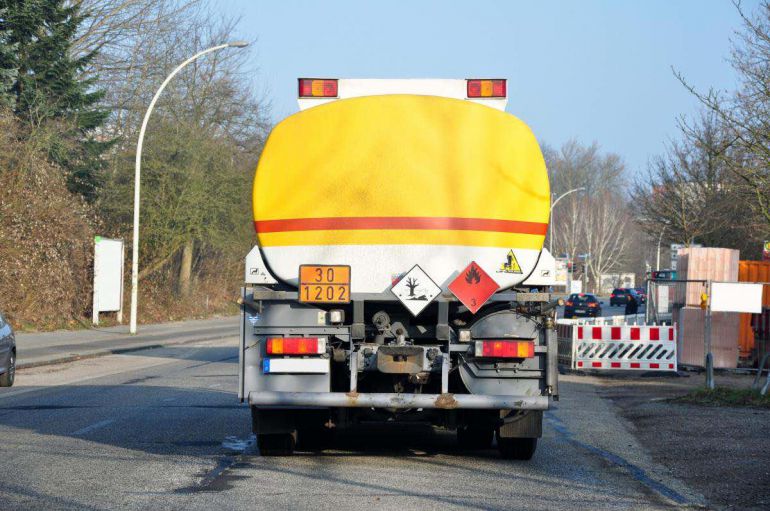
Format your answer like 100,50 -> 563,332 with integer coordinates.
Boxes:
675,1 -> 770,237
544,140 -> 626,263
633,110 -> 758,257
582,192 -> 632,286
405,277 -> 418,297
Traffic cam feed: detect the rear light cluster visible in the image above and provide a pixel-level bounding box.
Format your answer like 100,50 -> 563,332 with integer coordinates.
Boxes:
474,340 -> 534,358
298,78 -> 338,98
467,79 -> 506,98
266,336 -> 326,355
588,303 -> 598,308
565,300 -> 574,306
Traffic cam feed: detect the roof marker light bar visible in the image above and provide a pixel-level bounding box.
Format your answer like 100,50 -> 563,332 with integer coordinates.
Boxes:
467,79 -> 506,98
299,78 -> 338,98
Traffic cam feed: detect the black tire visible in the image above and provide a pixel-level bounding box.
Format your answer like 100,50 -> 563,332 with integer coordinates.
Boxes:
257,432 -> 296,456
297,426 -> 332,451
0,350 -> 15,387
457,425 -> 494,450
497,435 -> 537,460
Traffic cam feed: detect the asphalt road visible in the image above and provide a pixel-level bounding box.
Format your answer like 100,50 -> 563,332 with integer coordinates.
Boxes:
0,337 -> 701,510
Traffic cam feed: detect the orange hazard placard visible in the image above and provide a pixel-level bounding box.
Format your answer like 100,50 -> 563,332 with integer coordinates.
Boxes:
298,265 -> 351,304
448,262 -> 499,314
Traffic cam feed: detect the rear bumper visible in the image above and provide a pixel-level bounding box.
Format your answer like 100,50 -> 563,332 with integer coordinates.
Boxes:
248,391 -> 549,410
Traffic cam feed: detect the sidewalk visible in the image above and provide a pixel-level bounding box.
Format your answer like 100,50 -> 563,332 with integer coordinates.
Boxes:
15,315 -> 240,369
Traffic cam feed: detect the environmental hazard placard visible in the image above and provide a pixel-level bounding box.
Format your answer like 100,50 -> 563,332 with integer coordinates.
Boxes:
391,265 -> 441,317
448,261 -> 499,314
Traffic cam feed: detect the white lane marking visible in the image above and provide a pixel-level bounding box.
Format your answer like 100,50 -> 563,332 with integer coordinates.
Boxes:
72,419 -> 115,436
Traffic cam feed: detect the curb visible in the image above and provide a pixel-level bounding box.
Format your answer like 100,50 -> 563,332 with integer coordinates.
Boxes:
17,331 -> 236,370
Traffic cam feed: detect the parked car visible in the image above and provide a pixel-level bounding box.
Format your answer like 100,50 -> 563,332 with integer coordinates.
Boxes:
563,293 -> 603,318
634,287 -> 647,304
0,311 -> 15,387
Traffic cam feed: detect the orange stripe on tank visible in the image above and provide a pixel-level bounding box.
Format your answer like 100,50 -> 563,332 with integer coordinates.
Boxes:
254,217 -> 548,235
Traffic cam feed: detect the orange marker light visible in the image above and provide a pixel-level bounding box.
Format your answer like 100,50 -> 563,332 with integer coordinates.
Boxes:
298,78 -> 338,98
467,79 -> 506,98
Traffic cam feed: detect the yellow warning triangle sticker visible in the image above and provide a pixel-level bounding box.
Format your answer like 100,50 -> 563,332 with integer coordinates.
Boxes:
499,249 -> 522,273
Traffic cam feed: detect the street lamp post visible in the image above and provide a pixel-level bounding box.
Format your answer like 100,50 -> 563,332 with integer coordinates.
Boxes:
549,187 -> 586,254
656,227 -> 667,271
129,41 -> 249,334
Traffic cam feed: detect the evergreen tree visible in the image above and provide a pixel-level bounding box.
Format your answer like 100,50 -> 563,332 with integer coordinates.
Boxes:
0,8 -> 18,109
1,0 -> 110,201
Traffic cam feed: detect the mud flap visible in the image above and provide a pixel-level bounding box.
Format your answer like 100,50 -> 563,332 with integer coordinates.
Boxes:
498,410 -> 542,438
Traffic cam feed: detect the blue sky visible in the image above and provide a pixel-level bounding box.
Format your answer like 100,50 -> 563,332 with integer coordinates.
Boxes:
220,0 -> 755,175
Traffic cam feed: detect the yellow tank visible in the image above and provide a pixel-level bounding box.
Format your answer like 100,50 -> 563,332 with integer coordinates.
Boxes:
253,94 -> 550,293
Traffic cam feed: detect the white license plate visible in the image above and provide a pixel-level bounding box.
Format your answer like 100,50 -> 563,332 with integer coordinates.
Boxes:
263,358 -> 329,374
575,308 -> 585,313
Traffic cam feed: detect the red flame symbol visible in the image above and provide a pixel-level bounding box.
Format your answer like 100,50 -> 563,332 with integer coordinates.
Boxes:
465,265 -> 481,284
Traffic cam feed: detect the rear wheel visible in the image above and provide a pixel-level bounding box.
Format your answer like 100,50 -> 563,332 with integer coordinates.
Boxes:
457,424 -> 494,450
497,435 -> 537,460
0,350 -> 15,387
297,425 -> 332,451
257,432 -> 296,456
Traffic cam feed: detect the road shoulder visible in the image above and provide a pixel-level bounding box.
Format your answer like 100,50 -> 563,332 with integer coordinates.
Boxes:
592,372 -> 770,510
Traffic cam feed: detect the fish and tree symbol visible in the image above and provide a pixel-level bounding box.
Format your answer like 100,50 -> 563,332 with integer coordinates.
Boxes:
391,265 -> 442,315
404,276 -> 429,300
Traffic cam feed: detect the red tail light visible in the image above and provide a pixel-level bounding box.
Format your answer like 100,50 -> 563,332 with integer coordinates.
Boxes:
610,294 -> 615,298
588,303 -> 598,308
565,300 -> 574,306
298,78 -> 338,98
475,340 -> 534,358
266,337 -> 326,355
466,79 -> 506,98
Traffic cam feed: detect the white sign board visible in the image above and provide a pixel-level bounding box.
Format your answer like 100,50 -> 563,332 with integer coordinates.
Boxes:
569,280 -> 583,294
710,282 -> 763,313
93,237 -> 124,324
390,265 -> 441,317
657,285 -> 670,312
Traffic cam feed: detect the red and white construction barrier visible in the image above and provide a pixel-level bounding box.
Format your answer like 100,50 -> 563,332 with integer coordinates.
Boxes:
557,324 -> 677,371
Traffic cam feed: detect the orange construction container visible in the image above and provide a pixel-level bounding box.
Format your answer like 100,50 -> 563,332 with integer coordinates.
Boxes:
738,260 -> 770,363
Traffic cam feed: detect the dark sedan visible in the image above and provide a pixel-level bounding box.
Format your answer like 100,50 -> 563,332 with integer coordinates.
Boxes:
610,288 -> 640,307
563,293 -> 603,318
0,312 -> 16,387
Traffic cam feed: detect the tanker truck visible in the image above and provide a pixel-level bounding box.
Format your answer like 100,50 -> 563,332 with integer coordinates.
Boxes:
238,78 -> 560,459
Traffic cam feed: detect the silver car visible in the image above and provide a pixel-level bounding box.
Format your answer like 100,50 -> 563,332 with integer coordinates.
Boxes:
0,312 -> 16,387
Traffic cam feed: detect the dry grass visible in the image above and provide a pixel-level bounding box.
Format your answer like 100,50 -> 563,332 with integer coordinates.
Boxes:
672,387 -> 770,408
0,112 -> 244,332
0,114 -> 97,330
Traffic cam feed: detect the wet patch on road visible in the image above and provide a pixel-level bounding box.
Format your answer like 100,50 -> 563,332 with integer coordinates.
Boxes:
174,435 -> 257,494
